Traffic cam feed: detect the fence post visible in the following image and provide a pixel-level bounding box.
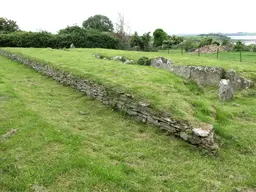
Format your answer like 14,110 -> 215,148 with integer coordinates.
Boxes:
217,48 -> 219,59
198,48 -> 200,56
181,46 -> 183,55
240,51 -> 242,62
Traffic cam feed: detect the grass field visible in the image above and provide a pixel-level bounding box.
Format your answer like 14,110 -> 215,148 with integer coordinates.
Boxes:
0,49 -> 256,191
161,49 -> 256,73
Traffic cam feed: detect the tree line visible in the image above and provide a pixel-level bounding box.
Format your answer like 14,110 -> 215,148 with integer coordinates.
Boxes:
1,15 -> 255,52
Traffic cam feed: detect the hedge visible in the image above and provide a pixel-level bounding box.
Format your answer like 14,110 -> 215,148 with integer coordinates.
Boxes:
0,31 -> 119,49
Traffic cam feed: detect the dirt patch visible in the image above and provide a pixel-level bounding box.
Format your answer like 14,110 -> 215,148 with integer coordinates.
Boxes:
194,45 -> 233,53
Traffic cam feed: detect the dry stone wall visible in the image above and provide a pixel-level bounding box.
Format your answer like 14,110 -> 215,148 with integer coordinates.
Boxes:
171,66 -> 225,87
150,59 -> 254,90
0,50 -> 218,152
225,69 -> 253,90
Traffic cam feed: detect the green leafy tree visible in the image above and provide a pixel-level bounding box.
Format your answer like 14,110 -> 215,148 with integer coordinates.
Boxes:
0,17 -> 19,34
141,32 -> 151,51
153,28 -> 167,47
130,32 -> 142,48
199,38 -> 213,47
212,41 -> 220,46
163,38 -> 174,53
82,15 -> 114,32
183,39 -> 199,52
58,25 -> 86,35
233,41 -> 246,51
163,35 -> 184,53
170,35 -> 184,45
130,32 -> 151,51
222,38 -> 231,46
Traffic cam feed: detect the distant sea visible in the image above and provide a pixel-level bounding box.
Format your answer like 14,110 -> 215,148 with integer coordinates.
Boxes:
228,36 -> 256,45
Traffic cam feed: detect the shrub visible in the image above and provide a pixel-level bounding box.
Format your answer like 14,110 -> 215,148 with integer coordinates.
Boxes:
212,41 -> 220,46
183,39 -> 199,52
199,38 -> 213,47
233,41 -> 246,51
0,31 -> 119,49
222,39 -> 231,46
137,57 -> 151,66
153,29 -> 168,47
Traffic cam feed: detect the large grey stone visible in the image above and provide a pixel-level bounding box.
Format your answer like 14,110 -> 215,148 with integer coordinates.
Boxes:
151,57 -> 172,71
124,60 -> 134,64
172,66 -> 224,86
171,66 -> 224,86
218,79 -> 234,101
171,66 -> 191,79
112,56 -> 123,61
225,69 -> 254,90
94,54 -> 102,59
192,124 -> 213,137
180,132 -> 189,141
70,43 -> 75,49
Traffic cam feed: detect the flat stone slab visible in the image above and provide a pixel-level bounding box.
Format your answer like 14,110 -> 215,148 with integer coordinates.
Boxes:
192,124 -> 213,137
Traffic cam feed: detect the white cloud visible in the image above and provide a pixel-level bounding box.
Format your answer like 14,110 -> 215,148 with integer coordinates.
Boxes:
1,0 -> 256,34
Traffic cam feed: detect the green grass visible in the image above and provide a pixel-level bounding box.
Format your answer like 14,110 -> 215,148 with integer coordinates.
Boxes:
1,48 -> 212,125
2,48 -> 256,121
1,52 -> 256,191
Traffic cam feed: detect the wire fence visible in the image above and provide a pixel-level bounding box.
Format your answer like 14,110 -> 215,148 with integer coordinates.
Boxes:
166,47 -> 256,63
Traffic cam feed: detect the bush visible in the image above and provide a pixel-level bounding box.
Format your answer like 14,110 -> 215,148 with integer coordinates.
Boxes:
222,39 -> 231,46
212,41 -> 220,46
233,41 -> 247,52
199,38 -> 213,47
137,57 -> 151,66
183,39 -> 199,52
0,31 -> 119,49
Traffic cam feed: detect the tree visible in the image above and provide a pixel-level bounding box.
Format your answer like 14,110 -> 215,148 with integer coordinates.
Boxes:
153,28 -> 167,47
233,41 -> 245,51
183,39 -> 199,52
222,38 -> 231,46
162,35 -> 184,53
199,38 -> 213,47
115,13 -> 130,49
58,25 -> 86,35
170,35 -> 184,45
82,15 -> 114,32
212,41 -> 220,46
130,32 -> 142,48
130,32 -> 151,51
0,17 -> 19,34
163,38 -> 174,54
141,32 -> 151,51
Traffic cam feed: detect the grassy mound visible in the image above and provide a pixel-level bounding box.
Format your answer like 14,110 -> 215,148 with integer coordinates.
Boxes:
1,52 -> 256,191
1,50 -> 256,191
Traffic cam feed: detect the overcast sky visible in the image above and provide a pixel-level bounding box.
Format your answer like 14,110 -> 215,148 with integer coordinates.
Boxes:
1,0 -> 255,35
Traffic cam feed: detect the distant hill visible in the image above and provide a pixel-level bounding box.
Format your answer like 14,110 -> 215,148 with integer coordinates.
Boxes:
176,32 -> 256,37
223,32 -> 256,36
